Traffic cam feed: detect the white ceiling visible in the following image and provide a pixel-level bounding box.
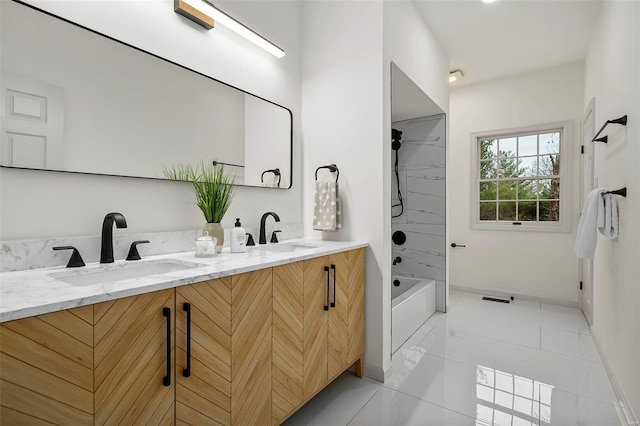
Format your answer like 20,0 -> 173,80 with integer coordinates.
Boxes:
413,0 -> 602,86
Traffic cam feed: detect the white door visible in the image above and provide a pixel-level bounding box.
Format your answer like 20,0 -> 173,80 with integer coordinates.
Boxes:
1,73 -> 64,169
580,99 -> 595,325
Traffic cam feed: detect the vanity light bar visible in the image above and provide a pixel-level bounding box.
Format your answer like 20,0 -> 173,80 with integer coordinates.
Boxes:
175,0 -> 286,58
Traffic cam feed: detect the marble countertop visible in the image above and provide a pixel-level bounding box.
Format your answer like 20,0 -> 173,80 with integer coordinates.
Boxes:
0,239 -> 367,323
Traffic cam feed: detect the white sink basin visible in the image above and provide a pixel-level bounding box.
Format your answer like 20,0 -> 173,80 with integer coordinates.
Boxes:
253,243 -> 321,253
49,259 -> 205,286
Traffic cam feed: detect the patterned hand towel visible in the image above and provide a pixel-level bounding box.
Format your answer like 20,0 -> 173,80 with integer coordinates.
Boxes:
313,180 -> 342,231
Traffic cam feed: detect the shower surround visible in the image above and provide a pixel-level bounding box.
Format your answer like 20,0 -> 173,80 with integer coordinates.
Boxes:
391,114 -> 446,309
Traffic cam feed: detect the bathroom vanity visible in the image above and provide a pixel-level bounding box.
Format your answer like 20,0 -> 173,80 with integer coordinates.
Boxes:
0,240 -> 366,425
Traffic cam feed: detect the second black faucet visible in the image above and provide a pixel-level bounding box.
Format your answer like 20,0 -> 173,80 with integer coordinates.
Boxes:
101,212 -> 127,263
259,212 -> 280,245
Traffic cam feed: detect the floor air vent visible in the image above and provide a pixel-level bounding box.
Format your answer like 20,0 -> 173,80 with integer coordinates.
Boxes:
482,296 -> 510,304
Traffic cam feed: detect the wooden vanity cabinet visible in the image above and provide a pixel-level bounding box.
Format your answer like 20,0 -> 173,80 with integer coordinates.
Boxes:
175,268 -> 273,426
0,289 -> 176,425
0,248 -> 363,426
0,305 -> 95,425
272,248 -> 365,425
93,289 -> 176,425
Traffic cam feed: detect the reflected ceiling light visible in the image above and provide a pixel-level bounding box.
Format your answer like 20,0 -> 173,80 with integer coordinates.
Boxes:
482,0 -> 499,3
449,70 -> 464,83
174,0 -> 285,58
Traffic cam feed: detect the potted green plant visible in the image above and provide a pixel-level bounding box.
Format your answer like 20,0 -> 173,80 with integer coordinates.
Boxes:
163,162 -> 236,252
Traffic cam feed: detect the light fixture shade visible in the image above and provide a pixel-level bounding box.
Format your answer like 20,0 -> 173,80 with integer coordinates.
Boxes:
175,0 -> 285,58
449,70 -> 464,83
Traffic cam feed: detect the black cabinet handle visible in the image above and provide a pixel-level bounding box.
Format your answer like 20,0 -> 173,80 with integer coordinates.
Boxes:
330,264 -> 336,308
324,266 -> 330,311
183,303 -> 191,378
162,307 -> 171,387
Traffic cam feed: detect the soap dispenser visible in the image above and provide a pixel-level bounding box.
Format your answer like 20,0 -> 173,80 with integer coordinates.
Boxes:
230,218 -> 247,253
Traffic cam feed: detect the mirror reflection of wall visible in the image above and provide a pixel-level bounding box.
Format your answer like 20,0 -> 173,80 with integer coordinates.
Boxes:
0,0 -> 291,188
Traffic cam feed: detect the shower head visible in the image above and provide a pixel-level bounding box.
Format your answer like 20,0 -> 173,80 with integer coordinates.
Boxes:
391,128 -> 402,151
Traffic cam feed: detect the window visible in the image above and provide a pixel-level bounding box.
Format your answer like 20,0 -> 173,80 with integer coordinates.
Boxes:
471,122 -> 571,231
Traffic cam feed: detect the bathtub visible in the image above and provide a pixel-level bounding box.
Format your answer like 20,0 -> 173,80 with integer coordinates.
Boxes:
392,276 -> 436,353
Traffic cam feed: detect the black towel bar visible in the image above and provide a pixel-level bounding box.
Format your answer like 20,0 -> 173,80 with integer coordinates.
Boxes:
315,164 -> 339,182
592,115 -> 627,143
212,160 -> 244,168
604,187 -> 627,197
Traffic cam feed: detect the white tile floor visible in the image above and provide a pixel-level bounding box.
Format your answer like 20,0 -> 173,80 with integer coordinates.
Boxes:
284,290 -> 626,426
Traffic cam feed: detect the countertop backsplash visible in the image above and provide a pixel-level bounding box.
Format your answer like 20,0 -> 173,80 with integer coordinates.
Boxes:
0,224 -> 303,272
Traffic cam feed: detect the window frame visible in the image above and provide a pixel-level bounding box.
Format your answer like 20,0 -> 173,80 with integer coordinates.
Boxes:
470,121 -> 573,232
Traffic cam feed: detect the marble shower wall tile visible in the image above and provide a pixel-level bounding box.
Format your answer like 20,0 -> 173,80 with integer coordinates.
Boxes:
391,115 -> 446,285
1,224 -> 303,272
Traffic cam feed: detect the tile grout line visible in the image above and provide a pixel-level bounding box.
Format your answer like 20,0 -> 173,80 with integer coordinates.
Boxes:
426,322 -> 606,369
397,330 -> 620,408
377,385 -> 478,423
344,387 -> 383,426
388,347 -> 621,412
445,304 -> 593,336
429,309 -> 602,362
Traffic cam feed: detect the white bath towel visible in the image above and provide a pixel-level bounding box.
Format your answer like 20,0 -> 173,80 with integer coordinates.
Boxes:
598,193 -> 619,239
574,188 -> 605,259
313,180 -> 342,231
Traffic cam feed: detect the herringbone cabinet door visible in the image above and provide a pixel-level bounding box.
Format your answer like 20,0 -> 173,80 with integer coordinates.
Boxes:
0,306 -> 94,425
231,269 -> 272,426
272,262 -> 304,425
327,252 -> 350,380
347,248 -> 365,363
176,277 -> 232,425
302,256 -> 329,400
94,289 -> 175,425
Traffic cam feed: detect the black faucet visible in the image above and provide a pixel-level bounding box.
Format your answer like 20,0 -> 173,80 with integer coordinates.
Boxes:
393,256 -> 402,266
259,212 -> 280,244
101,212 -> 127,263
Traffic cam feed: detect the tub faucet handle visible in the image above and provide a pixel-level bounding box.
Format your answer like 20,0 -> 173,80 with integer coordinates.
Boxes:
393,256 -> 402,266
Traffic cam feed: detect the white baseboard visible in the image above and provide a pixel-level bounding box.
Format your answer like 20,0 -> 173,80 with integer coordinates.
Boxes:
590,328 -> 638,425
450,284 -> 580,308
363,362 -> 391,383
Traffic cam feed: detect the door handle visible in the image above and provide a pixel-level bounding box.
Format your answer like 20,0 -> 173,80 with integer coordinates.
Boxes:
450,243 -> 466,248
183,302 -> 191,378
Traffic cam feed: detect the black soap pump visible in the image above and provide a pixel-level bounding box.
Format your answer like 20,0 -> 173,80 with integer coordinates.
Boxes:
230,218 -> 247,253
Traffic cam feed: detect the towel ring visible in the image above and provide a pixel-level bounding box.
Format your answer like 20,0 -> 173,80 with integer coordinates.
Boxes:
261,168 -> 281,187
315,164 -> 339,182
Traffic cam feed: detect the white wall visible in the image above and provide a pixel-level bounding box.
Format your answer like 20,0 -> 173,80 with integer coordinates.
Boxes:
584,1 -> 640,419
449,62 -> 585,304
0,0 -> 302,240
302,0 -> 386,379
302,0 -> 448,380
